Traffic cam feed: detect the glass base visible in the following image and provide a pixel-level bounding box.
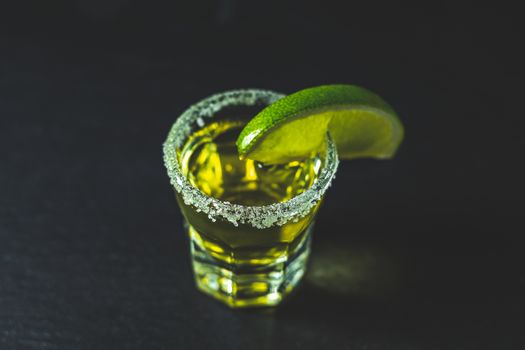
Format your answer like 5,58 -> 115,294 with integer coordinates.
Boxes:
188,225 -> 312,308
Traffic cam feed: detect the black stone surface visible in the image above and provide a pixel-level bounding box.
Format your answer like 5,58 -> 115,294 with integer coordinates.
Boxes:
1,1 -> 524,349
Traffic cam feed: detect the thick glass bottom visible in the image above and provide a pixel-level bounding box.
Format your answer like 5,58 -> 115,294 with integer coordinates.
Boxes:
188,224 -> 312,308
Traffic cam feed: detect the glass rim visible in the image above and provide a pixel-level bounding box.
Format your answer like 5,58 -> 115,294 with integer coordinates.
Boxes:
163,89 -> 339,229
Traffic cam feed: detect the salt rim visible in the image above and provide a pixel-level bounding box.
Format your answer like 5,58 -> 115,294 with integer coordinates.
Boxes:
163,89 -> 339,229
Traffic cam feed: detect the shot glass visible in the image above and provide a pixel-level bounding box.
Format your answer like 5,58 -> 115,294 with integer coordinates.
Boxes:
163,89 -> 338,307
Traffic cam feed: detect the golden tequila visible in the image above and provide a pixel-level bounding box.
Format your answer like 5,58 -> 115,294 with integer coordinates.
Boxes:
177,120 -> 321,306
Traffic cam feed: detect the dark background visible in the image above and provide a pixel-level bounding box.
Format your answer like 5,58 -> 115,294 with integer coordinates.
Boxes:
1,1 -> 524,349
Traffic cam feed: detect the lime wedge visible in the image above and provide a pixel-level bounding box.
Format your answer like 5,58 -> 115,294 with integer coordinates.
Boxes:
236,84 -> 404,164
